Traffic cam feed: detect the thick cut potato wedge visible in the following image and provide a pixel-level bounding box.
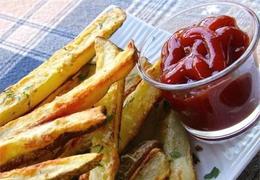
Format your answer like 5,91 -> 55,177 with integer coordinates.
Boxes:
95,37 -> 121,71
35,39 -> 125,166
0,153 -> 102,180
119,60 -> 162,152
118,140 -> 161,180
159,110 -> 196,180
59,134 -> 93,158
39,63 -> 96,106
0,107 -> 106,171
89,37 -> 124,180
0,41 -> 137,139
94,37 -> 124,148
0,7 -> 126,126
131,148 -> 170,180
124,58 -> 151,99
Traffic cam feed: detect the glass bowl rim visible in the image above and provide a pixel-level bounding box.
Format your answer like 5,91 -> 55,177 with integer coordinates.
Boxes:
137,1 -> 260,91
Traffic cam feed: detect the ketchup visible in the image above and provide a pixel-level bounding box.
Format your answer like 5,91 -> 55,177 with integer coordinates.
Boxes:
161,16 -> 258,131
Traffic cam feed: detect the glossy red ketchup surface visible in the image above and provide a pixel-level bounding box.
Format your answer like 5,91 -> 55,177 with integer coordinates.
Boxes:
161,15 -> 249,84
160,16 -> 258,131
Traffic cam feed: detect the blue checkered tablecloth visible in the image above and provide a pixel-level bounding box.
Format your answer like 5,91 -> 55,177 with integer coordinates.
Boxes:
0,0 -> 130,91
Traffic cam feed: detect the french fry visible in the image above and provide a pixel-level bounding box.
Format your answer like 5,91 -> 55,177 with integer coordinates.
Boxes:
1,126 -> 93,169
94,37 -> 125,148
119,60 -> 162,152
118,140 -> 161,180
0,7 -> 126,126
40,34 -> 123,106
0,41 -> 137,140
39,39 -> 125,164
39,63 -> 96,106
131,148 -> 170,180
0,153 -> 102,179
88,37 -> 125,180
0,106 -> 106,171
59,133 -> 93,158
159,110 -> 196,180
124,58 -> 151,98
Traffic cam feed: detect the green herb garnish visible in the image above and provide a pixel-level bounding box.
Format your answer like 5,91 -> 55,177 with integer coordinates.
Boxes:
22,92 -> 29,99
23,85 -> 33,91
98,23 -> 103,29
92,144 -> 104,153
2,88 -> 16,103
105,114 -> 114,124
204,167 -> 220,179
170,150 -> 182,159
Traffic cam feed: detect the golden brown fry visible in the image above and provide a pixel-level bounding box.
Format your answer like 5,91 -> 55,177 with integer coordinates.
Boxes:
131,148 -> 170,180
118,140 -> 161,180
0,7 -> 126,126
59,133 -> 93,158
95,37 -> 121,71
159,110 -> 196,180
0,41 -> 137,140
119,60 -> 162,152
124,58 -> 151,98
0,153 -> 102,180
0,106 -> 106,171
39,64 -> 96,106
88,37 -> 125,180
113,79 -> 125,147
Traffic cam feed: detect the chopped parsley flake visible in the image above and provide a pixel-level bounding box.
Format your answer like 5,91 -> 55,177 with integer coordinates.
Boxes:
204,167 -> 220,179
23,92 -> 29,99
92,144 -> 104,153
2,88 -> 16,103
98,23 -> 103,29
105,114 -> 114,124
170,150 -> 182,159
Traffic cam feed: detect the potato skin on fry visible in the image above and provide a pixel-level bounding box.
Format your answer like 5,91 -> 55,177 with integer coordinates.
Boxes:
88,37 -> 124,180
119,60 -> 162,152
124,58 -> 151,99
0,7 -> 126,126
132,148 -> 170,180
0,153 -> 102,180
0,107 -> 106,171
159,110 -> 196,180
39,64 -> 96,106
118,140 -> 161,180
0,41 -> 137,140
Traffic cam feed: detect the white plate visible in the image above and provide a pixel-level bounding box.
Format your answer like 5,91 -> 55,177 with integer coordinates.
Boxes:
105,5 -> 260,180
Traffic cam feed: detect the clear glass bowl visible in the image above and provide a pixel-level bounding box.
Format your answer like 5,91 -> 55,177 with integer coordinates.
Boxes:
137,2 -> 260,141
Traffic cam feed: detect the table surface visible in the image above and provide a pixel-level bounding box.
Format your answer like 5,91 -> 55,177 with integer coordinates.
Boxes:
0,0 -> 259,179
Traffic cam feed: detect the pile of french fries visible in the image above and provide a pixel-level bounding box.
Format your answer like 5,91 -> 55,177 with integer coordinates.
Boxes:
0,7 -> 196,180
